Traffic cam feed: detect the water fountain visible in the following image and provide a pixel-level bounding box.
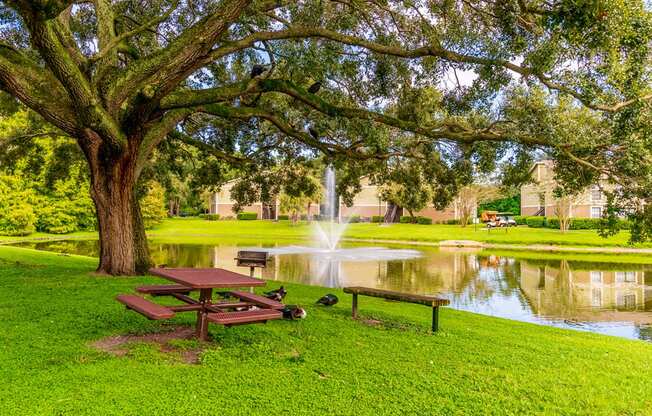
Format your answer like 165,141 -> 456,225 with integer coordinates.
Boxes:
261,165 -> 422,286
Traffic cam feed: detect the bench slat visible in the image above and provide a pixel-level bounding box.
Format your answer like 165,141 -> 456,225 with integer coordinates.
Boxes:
343,287 -> 449,307
207,309 -> 282,326
116,294 -> 176,320
136,285 -> 192,295
229,291 -> 285,310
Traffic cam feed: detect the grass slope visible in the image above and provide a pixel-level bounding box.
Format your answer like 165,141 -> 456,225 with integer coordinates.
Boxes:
0,246 -> 651,415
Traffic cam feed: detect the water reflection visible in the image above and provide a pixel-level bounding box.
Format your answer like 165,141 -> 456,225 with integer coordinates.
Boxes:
15,240 -> 652,341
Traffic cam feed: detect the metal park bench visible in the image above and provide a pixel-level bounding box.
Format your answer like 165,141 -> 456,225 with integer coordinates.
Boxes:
343,287 -> 450,332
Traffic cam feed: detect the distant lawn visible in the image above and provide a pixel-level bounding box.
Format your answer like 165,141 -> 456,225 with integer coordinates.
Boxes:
2,218 -> 648,250
148,218 -> 646,248
0,246 -> 651,415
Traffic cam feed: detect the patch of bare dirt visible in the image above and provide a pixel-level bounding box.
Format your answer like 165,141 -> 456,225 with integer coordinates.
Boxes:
90,326 -> 203,364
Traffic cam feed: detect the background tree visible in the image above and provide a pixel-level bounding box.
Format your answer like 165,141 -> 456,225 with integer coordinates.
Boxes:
1,1 -> 650,274
456,185 -> 500,227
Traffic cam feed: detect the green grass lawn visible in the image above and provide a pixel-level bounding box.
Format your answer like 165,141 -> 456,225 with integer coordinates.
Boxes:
2,218 -> 648,250
148,218 -> 648,248
1,246 -> 651,415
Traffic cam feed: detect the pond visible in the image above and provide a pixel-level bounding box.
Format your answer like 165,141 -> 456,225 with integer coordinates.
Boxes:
15,239 -> 652,341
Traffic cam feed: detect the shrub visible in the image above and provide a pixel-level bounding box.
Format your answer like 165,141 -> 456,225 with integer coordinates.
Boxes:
417,216 -> 432,225
347,215 -> 361,223
400,215 -> 416,223
371,215 -> 384,223
446,219 -> 460,225
277,214 -> 289,221
202,214 -> 220,221
0,204 -> 36,236
514,215 -> 527,225
237,211 -> 258,220
526,216 -> 546,228
36,206 -> 78,234
140,182 -> 167,229
546,217 -> 560,229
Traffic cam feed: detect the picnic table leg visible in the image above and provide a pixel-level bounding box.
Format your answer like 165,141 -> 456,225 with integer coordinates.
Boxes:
196,288 -> 212,341
431,306 -> 439,333
352,293 -> 358,318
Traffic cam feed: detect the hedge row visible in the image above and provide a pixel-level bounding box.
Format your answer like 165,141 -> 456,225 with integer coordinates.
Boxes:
237,212 -> 258,220
399,215 -> 433,225
517,216 -> 630,230
199,214 -> 220,221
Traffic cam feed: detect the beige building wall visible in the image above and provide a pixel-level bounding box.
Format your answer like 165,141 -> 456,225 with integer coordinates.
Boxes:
212,176 -> 472,222
520,160 -> 610,218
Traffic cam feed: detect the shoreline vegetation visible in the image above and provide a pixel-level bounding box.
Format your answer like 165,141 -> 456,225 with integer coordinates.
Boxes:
1,245 -> 652,414
4,218 -> 652,258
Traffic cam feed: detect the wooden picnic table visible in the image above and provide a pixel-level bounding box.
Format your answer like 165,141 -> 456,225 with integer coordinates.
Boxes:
117,268 -> 281,341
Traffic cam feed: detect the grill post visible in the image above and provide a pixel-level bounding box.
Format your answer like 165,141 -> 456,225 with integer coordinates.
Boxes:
432,306 -> 439,332
352,293 -> 358,318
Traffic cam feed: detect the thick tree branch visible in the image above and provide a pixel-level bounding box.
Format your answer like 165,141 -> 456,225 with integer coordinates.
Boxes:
109,0 -> 252,111
0,44 -> 79,135
205,26 -> 646,113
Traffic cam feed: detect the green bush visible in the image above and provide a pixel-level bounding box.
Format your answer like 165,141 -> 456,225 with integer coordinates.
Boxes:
237,212 -> 258,220
347,215 -> 361,223
446,219 -> 460,225
277,214 -> 289,221
526,216 -> 546,228
0,204 -> 36,236
417,216 -> 432,225
201,214 -> 220,221
36,206 -> 78,234
140,182 -> 168,229
400,215 -> 416,223
514,216 -> 527,225
371,215 -> 384,223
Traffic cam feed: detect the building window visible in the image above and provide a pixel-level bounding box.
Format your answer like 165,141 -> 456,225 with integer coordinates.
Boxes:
617,293 -> 636,309
615,271 -> 636,283
590,271 -> 603,284
591,206 -> 602,218
591,288 -> 602,307
591,186 -> 602,202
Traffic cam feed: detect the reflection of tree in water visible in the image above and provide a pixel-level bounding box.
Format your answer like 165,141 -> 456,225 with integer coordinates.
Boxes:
637,325 -> 652,341
149,244 -> 212,268
453,256 -> 522,305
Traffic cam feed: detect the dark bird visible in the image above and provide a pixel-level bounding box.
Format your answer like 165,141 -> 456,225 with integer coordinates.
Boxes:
307,81 -> 322,94
282,305 -> 307,320
316,294 -> 338,306
250,64 -> 266,78
308,127 -> 319,139
264,286 -> 287,302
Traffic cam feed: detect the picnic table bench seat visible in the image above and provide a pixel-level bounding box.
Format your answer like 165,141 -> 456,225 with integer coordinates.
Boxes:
207,309 -> 282,326
116,294 -> 176,320
136,284 -> 192,296
343,287 -> 450,332
229,291 -> 285,310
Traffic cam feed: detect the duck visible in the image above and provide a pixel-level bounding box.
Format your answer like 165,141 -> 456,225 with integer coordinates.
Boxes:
316,294 -> 338,306
282,305 -> 307,320
264,286 -> 287,302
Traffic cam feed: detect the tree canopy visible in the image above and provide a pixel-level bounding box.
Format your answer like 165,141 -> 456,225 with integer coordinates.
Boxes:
0,0 -> 651,273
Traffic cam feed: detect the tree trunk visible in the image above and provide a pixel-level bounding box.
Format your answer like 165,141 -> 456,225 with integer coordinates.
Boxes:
84,140 -> 151,275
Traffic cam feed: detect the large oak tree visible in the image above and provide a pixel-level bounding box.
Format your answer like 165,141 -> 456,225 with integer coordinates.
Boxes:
0,0 -> 650,274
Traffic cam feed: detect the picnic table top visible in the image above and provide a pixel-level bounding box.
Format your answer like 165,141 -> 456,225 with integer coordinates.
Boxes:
149,267 -> 266,289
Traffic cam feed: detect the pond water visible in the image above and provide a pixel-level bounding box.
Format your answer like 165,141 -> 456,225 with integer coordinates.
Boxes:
15,239 -> 652,341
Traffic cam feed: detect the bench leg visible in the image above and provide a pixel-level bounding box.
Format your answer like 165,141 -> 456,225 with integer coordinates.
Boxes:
352,293 -> 358,318
432,306 -> 439,333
